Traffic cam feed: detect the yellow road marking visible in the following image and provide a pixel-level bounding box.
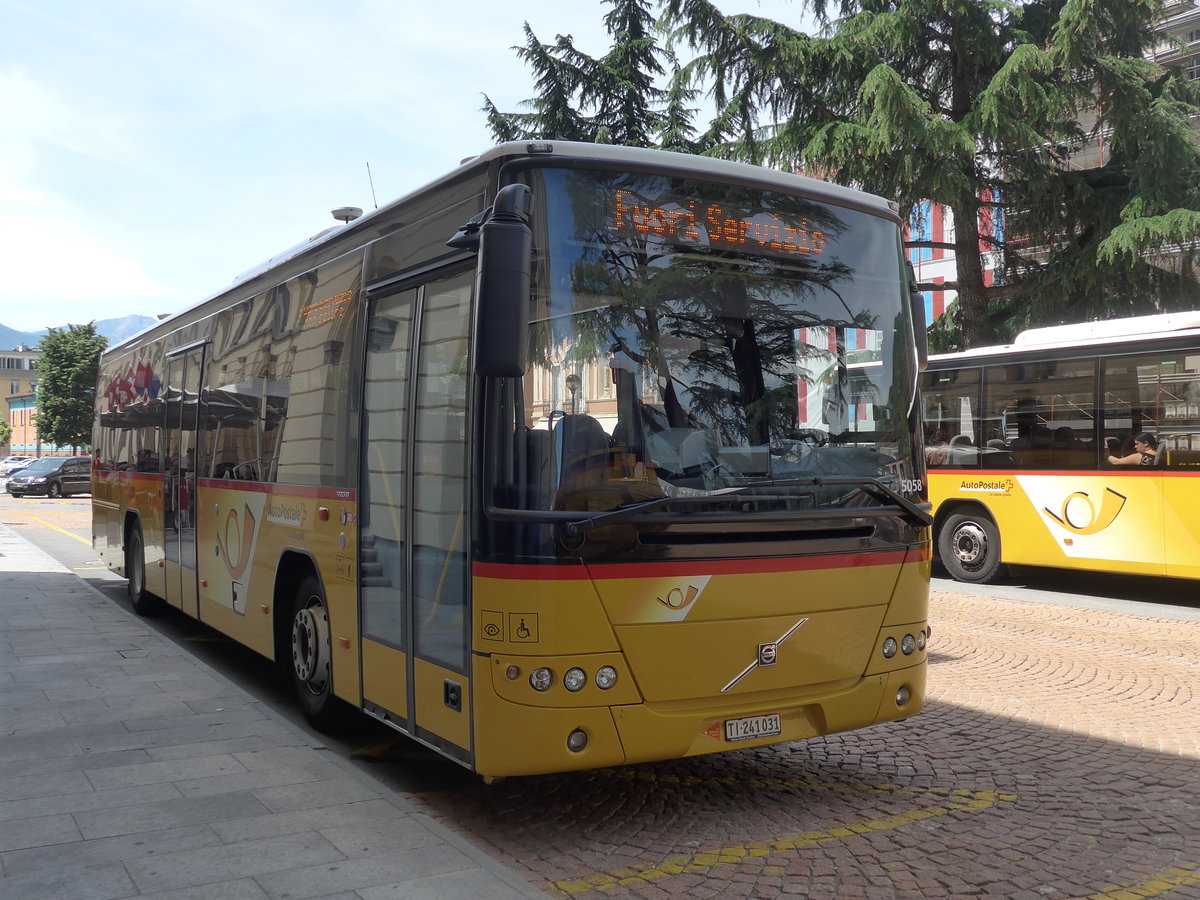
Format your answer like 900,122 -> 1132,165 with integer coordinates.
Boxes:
11,512 -> 91,546
549,779 -> 1017,895
557,772 -> 1197,898
1070,863 -> 1200,900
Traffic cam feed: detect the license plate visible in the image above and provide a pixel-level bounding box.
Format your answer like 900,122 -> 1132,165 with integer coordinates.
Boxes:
724,713 -> 781,742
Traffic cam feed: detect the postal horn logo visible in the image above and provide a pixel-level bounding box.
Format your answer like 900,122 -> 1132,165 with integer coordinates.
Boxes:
1042,487 -> 1127,535
657,584 -> 702,611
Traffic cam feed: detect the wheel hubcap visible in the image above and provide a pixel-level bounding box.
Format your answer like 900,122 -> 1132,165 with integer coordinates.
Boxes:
292,599 -> 330,692
952,522 -> 988,568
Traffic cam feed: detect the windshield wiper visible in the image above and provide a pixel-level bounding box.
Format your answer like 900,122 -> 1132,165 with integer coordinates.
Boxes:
573,477 -> 927,535
487,476 -> 930,538
559,495 -> 701,538
721,476 -> 932,526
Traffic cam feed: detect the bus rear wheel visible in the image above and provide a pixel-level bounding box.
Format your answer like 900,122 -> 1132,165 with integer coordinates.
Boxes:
290,576 -> 343,731
126,522 -> 163,615
939,511 -> 1005,584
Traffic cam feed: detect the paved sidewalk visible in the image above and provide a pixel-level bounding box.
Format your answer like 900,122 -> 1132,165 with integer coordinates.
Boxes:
0,523 -> 546,899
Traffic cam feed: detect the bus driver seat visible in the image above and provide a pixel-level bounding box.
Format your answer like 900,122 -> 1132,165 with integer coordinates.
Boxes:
554,414 -> 610,488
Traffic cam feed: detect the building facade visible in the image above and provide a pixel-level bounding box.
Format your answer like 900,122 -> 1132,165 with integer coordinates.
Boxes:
2,344 -> 75,458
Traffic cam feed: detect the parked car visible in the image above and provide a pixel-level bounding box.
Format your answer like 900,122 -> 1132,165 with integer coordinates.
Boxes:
0,455 -> 34,477
5,456 -> 93,498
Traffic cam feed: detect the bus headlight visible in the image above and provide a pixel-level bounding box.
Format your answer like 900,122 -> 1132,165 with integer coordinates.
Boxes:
916,630 -> 927,651
529,667 -> 553,691
563,667 -> 586,692
595,666 -> 618,689
901,634 -> 916,655
882,637 -> 898,658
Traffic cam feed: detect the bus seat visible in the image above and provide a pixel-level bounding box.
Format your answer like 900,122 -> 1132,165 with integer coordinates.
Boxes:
554,414 -> 609,480
678,429 -> 718,474
948,444 -> 978,466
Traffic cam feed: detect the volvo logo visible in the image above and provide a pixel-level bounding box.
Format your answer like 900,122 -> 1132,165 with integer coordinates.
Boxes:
721,617 -> 809,693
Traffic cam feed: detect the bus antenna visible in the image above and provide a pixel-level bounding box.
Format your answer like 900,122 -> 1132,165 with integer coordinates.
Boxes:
366,162 -> 379,209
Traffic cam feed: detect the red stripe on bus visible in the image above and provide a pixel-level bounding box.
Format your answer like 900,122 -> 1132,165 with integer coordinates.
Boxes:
473,548 -> 922,581
195,479 -> 357,500
95,470 -> 164,484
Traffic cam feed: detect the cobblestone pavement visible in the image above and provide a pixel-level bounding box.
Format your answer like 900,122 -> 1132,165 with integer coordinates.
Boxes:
9,497 -> 1199,898
402,590 -> 1200,899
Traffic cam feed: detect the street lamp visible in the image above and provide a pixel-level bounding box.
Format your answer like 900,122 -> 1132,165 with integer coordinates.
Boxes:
565,373 -> 581,414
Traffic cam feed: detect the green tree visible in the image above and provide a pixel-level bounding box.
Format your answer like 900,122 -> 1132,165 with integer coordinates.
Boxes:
35,323 -> 107,450
0,420 -> 12,452
484,0 -> 698,149
662,0 -> 1200,348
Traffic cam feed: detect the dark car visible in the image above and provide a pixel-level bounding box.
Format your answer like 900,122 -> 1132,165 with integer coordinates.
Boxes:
6,456 -> 93,498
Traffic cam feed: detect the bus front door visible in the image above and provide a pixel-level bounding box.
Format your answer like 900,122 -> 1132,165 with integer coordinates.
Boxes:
358,270 -> 474,768
163,345 -> 203,618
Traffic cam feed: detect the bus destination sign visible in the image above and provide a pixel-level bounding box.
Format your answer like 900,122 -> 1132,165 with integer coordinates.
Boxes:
610,188 -> 827,258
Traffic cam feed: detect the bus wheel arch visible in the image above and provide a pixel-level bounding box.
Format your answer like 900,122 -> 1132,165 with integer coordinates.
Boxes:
936,504 -> 1006,584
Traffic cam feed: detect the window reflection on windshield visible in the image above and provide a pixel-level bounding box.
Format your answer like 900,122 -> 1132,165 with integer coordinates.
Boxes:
506,167 -> 916,514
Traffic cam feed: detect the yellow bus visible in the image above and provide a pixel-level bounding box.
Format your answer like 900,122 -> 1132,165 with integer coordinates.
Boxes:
93,141 -> 931,778
924,312 -> 1200,584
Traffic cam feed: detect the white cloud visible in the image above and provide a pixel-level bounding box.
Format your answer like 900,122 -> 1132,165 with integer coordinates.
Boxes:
0,0 -> 813,334
0,212 -> 183,327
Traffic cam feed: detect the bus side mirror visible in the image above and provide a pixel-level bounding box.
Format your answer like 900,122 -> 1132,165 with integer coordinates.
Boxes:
473,183 -> 533,377
906,261 -> 928,372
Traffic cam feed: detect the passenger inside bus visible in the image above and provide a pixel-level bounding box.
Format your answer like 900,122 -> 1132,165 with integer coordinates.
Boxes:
1108,432 -> 1158,466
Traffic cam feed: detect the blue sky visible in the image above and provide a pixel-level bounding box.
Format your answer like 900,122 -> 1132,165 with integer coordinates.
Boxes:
1,0 -> 808,332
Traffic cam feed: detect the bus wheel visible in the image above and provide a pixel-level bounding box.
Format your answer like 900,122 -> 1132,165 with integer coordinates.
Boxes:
939,512 -> 1005,584
290,576 -> 341,731
126,522 -> 163,615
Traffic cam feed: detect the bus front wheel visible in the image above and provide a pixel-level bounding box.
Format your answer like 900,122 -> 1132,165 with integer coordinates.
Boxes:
939,512 -> 1005,584
290,576 -> 342,731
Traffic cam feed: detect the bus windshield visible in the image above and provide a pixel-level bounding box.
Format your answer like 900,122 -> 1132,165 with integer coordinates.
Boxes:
497,166 -> 918,515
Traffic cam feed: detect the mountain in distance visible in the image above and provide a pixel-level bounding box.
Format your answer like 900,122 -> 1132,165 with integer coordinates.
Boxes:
0,314 -> 156,350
